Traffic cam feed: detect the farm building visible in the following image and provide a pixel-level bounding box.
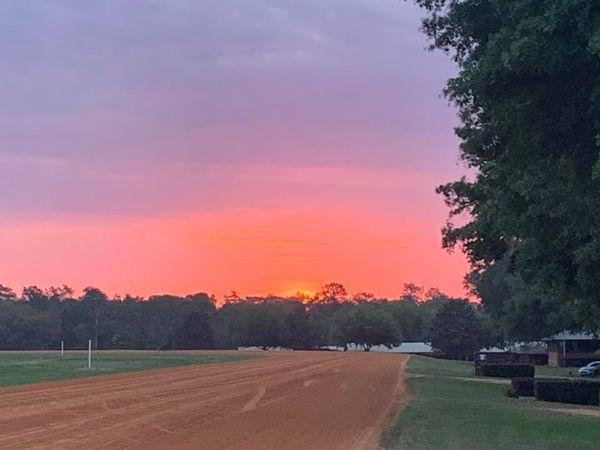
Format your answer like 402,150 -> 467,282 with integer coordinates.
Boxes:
475,350 -> 548,366
545,331 -> 600,367
475,342 -> 548,367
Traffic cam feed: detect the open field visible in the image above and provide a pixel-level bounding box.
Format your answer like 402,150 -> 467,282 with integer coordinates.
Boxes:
0,350 -> 407,449
384,356 -> 600,450
0,351 -> 252,388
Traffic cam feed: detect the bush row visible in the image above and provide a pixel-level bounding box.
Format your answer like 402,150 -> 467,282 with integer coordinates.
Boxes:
534,379 -> 600,406
477,364 -> 535,378
511,377 -> 535,397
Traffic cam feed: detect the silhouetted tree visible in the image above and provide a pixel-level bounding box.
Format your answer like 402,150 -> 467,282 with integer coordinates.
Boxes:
429,300 -> 487,359
0,284 -> 17,302
352,292 -> 375,303
334,303 -> 401,351
312,282 -> 348,304
178,312 -> 214,349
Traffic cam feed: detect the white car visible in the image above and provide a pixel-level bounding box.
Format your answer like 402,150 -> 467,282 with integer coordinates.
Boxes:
578,361 -> 600,377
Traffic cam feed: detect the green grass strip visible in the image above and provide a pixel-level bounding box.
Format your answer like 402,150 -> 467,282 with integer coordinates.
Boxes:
384,355 -> 600,450
0,351 -> 253,388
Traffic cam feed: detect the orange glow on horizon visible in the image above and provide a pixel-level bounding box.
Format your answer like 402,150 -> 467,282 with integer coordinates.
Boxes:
0,208 -> 469,300
0,1 -> 469,305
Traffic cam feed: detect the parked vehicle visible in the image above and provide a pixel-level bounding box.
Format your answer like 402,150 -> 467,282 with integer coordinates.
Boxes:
577,361 -> 600,377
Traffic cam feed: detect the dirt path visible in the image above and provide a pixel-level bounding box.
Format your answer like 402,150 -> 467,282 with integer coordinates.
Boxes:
0,351 -> 408,449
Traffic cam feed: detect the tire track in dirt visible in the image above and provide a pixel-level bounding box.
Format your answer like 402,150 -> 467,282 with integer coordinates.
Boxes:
0,351 -> 408,449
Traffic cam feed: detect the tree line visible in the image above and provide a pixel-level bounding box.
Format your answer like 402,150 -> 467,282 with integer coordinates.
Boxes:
0,282 -> 495,358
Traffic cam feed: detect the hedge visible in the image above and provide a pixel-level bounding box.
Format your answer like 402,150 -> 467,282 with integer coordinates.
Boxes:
534,379 -> 600,406
561,357 -> 599,368
477,364 -> 535,378
511,377 -> 535,397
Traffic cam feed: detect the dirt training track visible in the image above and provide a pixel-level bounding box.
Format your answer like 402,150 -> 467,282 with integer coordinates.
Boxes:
0,351 -> 408,449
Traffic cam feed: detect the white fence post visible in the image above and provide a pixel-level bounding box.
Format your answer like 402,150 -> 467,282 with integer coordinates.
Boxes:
61,340 -> 64,357
88,339 -> 92,369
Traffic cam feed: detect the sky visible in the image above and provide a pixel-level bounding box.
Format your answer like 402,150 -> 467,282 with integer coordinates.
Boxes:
0,0 -> 469,299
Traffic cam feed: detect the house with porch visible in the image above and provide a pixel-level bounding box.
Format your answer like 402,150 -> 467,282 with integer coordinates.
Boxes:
546,331 -> 600,367
475,341 -> 549,370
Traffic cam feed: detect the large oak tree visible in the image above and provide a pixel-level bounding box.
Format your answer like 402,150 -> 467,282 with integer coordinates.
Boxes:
415,0 -> 600,336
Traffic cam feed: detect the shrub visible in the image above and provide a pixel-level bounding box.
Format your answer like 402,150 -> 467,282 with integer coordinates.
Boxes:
534,379 -> 600,406
511,377 -> 535,397
478,364 -> 535,378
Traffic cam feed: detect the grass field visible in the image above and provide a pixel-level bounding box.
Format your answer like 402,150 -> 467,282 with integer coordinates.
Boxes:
0,351 -> 252,388
384,356 -> 600,450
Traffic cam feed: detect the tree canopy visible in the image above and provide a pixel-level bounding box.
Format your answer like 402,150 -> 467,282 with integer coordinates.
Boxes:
429,300 -> 490,359
414,0 -> 600,336
333,303 -> 401,351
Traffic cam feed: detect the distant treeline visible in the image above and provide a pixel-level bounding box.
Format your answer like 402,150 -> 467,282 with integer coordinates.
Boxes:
0,282 -> 496,357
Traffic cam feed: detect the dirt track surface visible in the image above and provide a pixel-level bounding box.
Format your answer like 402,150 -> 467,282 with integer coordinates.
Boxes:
0,351 -> 408,450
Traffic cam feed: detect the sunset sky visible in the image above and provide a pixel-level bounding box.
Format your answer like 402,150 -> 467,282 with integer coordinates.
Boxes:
0,0 -> 469,299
